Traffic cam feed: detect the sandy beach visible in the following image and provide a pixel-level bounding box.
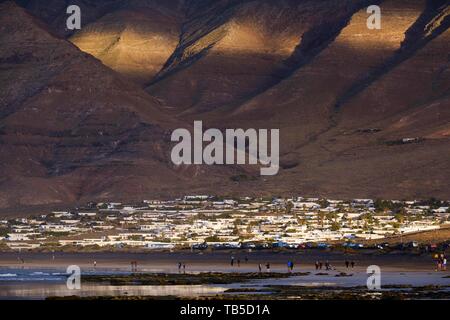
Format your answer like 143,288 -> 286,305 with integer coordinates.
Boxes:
0,250 -> 441,273
0,251 -> 448,300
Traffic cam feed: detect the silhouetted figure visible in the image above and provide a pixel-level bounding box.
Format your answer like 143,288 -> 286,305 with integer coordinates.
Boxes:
287,261 -> 294,272
266,263 -> 271,272
345,260 -> 349,269
237,259 -> 241,267
319,261 -> 323,270
258,264 -> 262,273
315,261 -> 319,270
230,256 -> 235,267
351,261 -> 355,268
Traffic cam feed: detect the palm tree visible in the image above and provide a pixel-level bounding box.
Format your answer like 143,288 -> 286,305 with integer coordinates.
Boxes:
317,212 -> 326,228
285,201 -> 293,214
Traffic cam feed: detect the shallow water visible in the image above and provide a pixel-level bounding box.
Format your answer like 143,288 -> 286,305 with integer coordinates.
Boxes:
0,266 -> 448,300
246,270 -> 450,287
0,282 -> 229,300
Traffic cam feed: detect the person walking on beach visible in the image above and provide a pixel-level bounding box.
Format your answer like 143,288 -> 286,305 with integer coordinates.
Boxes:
237,259 -> 241,267
325,261 -> 330,270
230,256 -> 235,267
183,263 -> 186,274
319,261 -> 323,270
178,262 -> 182,273
266,263 -> 271,272
258,263 -> 262,273
17,257 -> 24,264
345,260 -> 350,269
439,254 -> 446,271
245,256 -> 249,263
436,254 -> 446,271
93,261 -> 97,269
287,261 -> 294,273
351,261 -> 355,268
315,261 -> 319,270
434,254 -> 439,271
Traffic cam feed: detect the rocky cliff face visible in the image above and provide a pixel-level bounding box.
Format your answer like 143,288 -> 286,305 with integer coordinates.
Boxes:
148,0 -> 375,114
1,0 -> 449,210
70,6 -> 183,85
0,2 -> 246,209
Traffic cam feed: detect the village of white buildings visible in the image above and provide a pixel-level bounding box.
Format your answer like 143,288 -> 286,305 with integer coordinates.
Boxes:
1,196 -> 449,251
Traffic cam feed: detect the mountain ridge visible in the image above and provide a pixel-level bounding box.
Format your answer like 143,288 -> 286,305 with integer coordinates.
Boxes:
0,0 -> 449,212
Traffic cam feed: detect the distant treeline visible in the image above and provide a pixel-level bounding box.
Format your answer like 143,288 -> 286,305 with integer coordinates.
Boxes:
375,198 -> 449,213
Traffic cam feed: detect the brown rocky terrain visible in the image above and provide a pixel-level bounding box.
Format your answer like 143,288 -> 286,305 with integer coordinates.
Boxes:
0,0 -> 449,211
70,6 -> 183,86
0,2 -> 247,210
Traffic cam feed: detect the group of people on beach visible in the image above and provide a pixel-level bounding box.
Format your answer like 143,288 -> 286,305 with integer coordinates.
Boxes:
255,260 -> 355,273
315,260 -> 332,270
345,260 -> 356,269
178,262 -> 187,273
90,252 -> 447,275
230,255 -> 249,267
258,263 -> 271,273
435,254 -> 447,271
130,260 -> 138,272
314,260 -> 355,271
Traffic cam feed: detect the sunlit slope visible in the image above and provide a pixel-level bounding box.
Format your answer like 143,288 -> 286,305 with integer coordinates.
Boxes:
339,10 -> 450,134
70,8 -> 182,86
0,2 -> 193,208
226,0 -> 426,149
147,0 -> 359,114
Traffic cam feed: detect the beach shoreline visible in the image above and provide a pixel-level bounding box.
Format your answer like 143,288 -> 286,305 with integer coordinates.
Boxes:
0,251 -> 448,300
0,250 -> 442,273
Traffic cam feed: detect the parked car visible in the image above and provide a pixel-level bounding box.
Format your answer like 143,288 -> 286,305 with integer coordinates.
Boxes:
192,243 -> 208,250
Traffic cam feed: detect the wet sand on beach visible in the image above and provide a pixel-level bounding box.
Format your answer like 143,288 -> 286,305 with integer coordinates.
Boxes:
0,251 -> 441,273
0,251 -> 448,300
